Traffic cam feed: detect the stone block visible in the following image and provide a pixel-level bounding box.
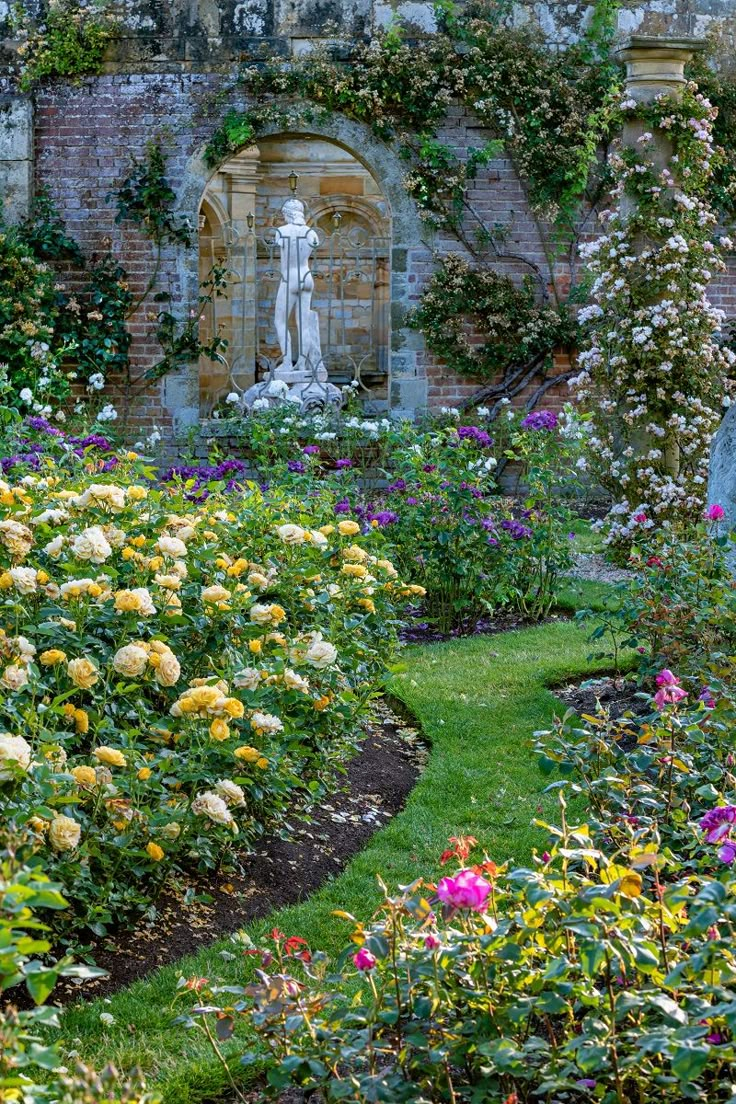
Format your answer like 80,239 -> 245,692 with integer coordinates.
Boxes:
319,174 -> 364,195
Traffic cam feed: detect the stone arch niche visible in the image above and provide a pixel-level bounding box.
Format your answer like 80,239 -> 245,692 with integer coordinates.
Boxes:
197,134 -> 391,416
167,116 -> 429,434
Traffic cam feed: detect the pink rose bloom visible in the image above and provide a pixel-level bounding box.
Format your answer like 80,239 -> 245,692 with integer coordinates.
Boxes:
353,947 -> 377,971
656,669 -> 680,687
706,504 -> 725,521
654,684 -> 688,710
633,512 -> 648,523
436,868 -> 491,911
424,933 -> 441,950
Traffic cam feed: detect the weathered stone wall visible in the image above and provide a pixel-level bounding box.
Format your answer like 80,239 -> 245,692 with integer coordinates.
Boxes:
1,0 -> 735,447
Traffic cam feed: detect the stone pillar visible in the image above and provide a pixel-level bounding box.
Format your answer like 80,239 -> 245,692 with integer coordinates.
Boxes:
0,95 -> 33,223
220,148 -> 260,391
616,36 -> 706,204
615,36 -> 706,476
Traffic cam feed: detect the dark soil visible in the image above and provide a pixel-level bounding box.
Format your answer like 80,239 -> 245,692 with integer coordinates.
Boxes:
554,674 -> 650,721
400,607 -> 572,645
45,701 -> 426,1007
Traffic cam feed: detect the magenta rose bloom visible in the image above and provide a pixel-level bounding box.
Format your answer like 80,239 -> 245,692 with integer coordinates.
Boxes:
353,947 -> 377,971
706,503 -> 725,521
436,868 -> 491,911
424,933 -> 441,950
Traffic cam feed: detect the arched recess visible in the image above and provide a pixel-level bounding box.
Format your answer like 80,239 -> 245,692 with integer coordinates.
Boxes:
166,113 -> 430,431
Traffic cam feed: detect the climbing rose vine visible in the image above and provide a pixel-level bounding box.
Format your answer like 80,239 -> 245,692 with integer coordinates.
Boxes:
573,84 -> 735,544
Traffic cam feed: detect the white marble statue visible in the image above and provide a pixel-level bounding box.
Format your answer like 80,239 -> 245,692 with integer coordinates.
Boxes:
274,198 -> 324,376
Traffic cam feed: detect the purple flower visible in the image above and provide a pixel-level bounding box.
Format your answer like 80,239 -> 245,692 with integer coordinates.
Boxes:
303,444 -> 320,455
26,416 -> 64,437
501,519 -> 532,540
287,460 -> 306,473
701,805 -> 736,844
369,509 -> 398,527
521,409 -> 558,431
334,499 -> 351,515
335,458 -> 353,469
422,464 -> 437,473
457,425 -> 493,447
406,496 -> 418,506
387,478 -> 406,493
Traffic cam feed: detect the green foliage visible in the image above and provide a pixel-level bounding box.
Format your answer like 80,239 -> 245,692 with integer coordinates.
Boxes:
13,0 -> 120,93
409,253 -> 575,379
111,142 -> 194,249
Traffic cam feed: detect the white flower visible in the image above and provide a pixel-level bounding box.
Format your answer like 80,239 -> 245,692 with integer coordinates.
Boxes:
158,535 -> 188,558
96,403 -> 118,422
19,388 -> 33,403
112,644 -> 149,678
9,567 -> 38,594
225,392 -> 240,405
276,523 -> 306,545
0,733 -> 32,778
233,667 -> 261,691
99,1012 -> 116,1027
250,711 -> 284,734
305,639 -> 337,669
283,669 -> 309,693
72,525 -> 112,564
88,373 -> 106,391
192,791 -> 234,826
215,779 -> 246,807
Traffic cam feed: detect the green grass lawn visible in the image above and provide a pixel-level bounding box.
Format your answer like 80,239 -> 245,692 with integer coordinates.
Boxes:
55,614 -> 624,1102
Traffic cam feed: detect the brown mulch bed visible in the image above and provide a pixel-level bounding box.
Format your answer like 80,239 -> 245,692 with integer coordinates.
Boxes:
400,608 -> 573,645
554,674 -> 649,721
43,700 -> 427,1008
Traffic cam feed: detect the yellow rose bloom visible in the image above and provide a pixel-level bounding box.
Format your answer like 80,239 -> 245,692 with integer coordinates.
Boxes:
127,486 -> 147,502
342,563 -> 367,578
210,718 -> 231,742
121,546 -> 136,561
249,639 -> 262,654
146,841 -> 164,861
40,648 -> 66,666
131,534 -> 146,548
337,520 -> 360,536
114,590 -> 143,613
74,709 -> 89,735
0,572 -> 13,590
233,745 -> 260,763
223,697 -> 245,719
227,558 -> 248,577
148,556 -> 164,571
67,657 -> 99,689
71,765 -> 97,786
319,524 -> 335,536
138,766 -> 152,780
37,569 -> 50,585
358,598 -> 376,613
94,746 -> 127,768
256,757 -> 269,770
87,583 -> 103,599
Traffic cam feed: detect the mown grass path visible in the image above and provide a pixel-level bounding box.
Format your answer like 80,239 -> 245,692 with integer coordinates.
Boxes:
59,616 -> 616,1102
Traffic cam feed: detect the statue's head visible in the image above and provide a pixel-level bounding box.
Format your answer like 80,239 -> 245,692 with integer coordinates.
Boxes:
281,198 -> 307,225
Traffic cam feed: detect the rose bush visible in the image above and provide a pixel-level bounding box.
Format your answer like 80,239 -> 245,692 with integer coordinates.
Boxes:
180,665 -> 736,1102
0,453 -> 416,937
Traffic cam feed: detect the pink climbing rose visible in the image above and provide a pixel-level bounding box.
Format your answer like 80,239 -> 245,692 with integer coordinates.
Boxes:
436,868 -> 492,911
706,503 -> 725,521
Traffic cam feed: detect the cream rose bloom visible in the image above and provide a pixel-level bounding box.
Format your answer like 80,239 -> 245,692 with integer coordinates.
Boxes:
233,667 -> 261,691
0,519 -> 33,557
74,484 -> 126,512
72,525 -> 113,564
112,644 -> 149,678
250,711 -> 284,734
247,571 -> 270,590
284,669 -> 309,693
202,584 -> 230,605
1,664 -> 28,692
276,523 -> 306,545
215,779 -> 246,807
10,566 -> 38,594
132,588 -> 156,616
0,733 -> 32,778
158,535 -> 188,558
309,529 -> 328,547
67,657 -> 99,689
44,535 -> 65,558
305,639 -> 338,669
154,650 -> 181,687
49,815 -> 81,852
192,791 -> 234,826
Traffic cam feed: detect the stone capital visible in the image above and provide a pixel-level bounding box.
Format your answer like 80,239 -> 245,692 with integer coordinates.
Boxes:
616,35 -> 707,102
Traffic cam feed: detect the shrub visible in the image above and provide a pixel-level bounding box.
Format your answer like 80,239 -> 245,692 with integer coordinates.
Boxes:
0,449 -> 417,938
